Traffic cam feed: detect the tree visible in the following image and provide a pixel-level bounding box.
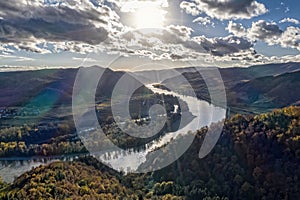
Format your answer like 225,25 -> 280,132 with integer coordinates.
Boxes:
252,167 -> 263,182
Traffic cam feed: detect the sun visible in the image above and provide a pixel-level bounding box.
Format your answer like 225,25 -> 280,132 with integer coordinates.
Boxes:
133,5 -> 166,29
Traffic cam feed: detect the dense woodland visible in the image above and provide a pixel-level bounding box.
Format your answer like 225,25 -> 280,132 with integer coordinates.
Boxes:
151,106 -> 300,199
0,106 -> 299,199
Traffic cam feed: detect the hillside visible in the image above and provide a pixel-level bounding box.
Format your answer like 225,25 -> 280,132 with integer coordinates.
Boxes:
0,157 -> 191,200
154,62 -> 300,114
0,157 -> 154,199
1,62 -> 299,114
0,67 -> 126,108
0,67 -> 160,126
219,62 -> 300,86
0,68 -> 77,107
230,71 -> 300,110
1,106 -> 300,199
0,67 -> 187,158
137,106 -> 300,199
134,62 -> 300,85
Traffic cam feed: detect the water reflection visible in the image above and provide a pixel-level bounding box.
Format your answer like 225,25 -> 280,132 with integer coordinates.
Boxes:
97,84 -> 226,172
0,84 -> 226,182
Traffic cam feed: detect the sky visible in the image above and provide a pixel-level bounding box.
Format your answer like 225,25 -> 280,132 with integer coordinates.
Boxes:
0,0 -> 300,71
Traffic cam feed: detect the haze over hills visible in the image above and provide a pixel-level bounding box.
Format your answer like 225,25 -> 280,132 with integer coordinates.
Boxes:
0,67 -> 123,107
145,62 -> 300,114
218,62 -> 300,85
133,62 -> 300,85
0,66 -> 164,129
1,62 -> 300,115
0,63 -> 300,199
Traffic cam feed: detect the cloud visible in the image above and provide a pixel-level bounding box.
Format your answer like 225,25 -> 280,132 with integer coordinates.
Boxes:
248,20 -> 283,43
0,44 -> 14,54
0,65 -> 76,72
107,0 -> 168,12
180,0 -> 268,20
72,57 -> 97,62
227,21 -> 247,37
110,25 -> 255,62
180,1 -> 200,16
193,16 -> 214,26
0,0 -> 123,53
1,0 -> 293,67
0,54 -> 35,62
166,25 -> 194,40
227,20 -> 300,51
192,35 -> 253,56
285,7 -> 290,13
279,26 -> 300,50
279,18 -> 300,25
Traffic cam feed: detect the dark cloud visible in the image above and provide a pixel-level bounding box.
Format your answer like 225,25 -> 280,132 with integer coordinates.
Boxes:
279,26 -> 300,50
180,0 -> 268,20
115,25 -> 254,61
0,0 -> 122,53
0,0 -> 274,64
194,35 -> 253,56
227,20 -> 300,51
248,20 -> 283,42
0,19 -> 108,44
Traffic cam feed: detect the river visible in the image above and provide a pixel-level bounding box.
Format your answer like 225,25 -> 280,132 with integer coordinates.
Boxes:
0,84 -> 226,182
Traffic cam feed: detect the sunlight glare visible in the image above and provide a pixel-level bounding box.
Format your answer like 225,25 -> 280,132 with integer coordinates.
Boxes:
133,5 -> 166,29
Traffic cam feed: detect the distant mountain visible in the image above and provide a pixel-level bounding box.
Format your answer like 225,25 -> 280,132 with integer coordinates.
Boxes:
0,67 -> 184,129
2,62 -> 300,115
0,67 -> 158,126
219,62 -> 300,85
0,68 -> 76,107
143,62 -> 300,114
0,67 -> 126,108
133,62 -> 300,85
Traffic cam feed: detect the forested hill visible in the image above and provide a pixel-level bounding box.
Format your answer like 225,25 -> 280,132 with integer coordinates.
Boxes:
230,70 -> 300,108
159,63 -> 300,114
1,106 -> 300,199
153,106 -> 300,199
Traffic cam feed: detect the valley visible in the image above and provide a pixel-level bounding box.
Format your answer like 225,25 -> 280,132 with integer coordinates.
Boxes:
0,63 -> 300,199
